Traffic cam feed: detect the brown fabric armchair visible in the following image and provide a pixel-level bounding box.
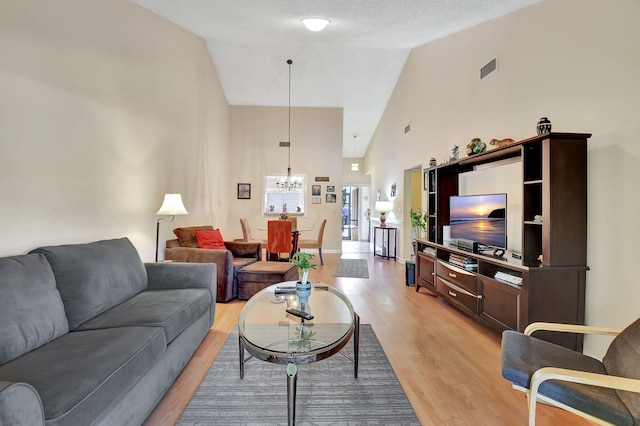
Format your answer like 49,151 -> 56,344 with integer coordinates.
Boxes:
164,226 -> 261,302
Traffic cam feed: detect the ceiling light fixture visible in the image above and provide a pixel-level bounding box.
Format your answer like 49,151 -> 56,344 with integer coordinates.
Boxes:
301,18 -> 331,32
277,59 -> 302,192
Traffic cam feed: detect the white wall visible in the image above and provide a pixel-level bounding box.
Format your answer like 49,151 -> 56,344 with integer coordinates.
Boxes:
227,106 -> 344,251
0,0 -> 230,260
364,0 -> 640,357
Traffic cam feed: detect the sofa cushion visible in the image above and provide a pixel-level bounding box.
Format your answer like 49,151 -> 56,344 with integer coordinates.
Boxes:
195,229 -> 226,250
75,288 -> 211,344
174,226 -> 214,248
0,254 -> 69,365
30,238 -> 148,329
0,326 -> 166,426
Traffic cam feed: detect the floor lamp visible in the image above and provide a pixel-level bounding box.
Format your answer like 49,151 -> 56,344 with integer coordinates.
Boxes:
155,194 -> 189,262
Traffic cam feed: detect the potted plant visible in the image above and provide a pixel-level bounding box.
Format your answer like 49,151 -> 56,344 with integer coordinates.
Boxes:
410,209 -> 428,240
290,251 -> 317,288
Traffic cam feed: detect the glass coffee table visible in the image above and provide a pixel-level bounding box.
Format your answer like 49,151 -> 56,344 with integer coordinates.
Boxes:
238,282 -> 360,426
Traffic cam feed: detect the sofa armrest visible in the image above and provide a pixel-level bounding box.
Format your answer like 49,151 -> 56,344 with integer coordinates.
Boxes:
224,241 -> 262,260
166,238 -> 181,249
0,381 -> 45,426
145,262 -> 217,326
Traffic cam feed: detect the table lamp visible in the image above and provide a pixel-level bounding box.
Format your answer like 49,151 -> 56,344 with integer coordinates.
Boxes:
374,201 -> 393,228
155,193 -> 189,261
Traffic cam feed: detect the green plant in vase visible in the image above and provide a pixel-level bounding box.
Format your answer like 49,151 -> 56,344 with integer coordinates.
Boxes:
290,252 -> 317,286
410,209 -> 428,240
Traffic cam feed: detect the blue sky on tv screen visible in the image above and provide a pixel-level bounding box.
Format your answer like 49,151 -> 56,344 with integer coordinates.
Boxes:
450,194 -> 506,220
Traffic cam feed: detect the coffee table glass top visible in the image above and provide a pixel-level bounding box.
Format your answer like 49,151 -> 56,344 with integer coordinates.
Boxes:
238,282 -> 355,358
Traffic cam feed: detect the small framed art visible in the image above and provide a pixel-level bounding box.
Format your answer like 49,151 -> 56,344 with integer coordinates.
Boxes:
326,193 -> 337,203
326,185 -> 335,193
312,196 -> 321,204
312,185 -> 321,196
237,183 -> 251,199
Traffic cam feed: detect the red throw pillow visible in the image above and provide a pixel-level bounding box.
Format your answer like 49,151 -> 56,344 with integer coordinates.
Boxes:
195,229 -> 226,250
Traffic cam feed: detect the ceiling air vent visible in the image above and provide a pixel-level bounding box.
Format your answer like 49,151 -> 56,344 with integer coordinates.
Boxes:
480,57 -> 498,80
279,141 -> 290,147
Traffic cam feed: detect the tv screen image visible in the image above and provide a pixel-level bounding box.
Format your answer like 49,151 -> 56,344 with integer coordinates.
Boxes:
449,194 -> 507,249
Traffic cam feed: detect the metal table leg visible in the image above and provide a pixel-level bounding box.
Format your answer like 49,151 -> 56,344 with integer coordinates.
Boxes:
354,312 -> 360,378
239,335 -> 245,379
286,362 -> 298,426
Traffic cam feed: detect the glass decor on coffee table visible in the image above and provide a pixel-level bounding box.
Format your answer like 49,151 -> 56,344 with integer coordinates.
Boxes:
238,282 -> 360,426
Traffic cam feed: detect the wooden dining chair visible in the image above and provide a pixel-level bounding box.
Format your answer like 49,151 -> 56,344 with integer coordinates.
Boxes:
298,219 -> 326,265
267,220 -> 293,261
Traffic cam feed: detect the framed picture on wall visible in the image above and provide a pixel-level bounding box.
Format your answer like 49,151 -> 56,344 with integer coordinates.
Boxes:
326,193 -> 337,203
312,185 -> 321,196
237,183 -> 251,199
312,196 -> 321,204
326,185 -> 335,193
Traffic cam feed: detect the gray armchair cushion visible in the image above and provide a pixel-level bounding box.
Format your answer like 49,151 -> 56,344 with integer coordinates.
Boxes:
75,288 -> 211,344
501,330 -> 633,426
0,254 -> 68,365
0,326 -> 165,426
30,238 -> 147,329
603,317 -> 640,421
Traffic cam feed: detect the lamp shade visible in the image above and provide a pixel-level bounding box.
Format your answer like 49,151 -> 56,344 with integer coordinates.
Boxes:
156,194 -> 189,216
374,201 -> 393,213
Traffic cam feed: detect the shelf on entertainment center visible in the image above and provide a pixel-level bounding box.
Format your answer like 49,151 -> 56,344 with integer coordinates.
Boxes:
418,132 -> 590,351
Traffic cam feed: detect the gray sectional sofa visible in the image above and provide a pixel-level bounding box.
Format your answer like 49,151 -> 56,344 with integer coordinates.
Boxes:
0,238 -> 216,425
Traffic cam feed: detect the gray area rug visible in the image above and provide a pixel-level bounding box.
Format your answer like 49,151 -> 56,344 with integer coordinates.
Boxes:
177,325 -> 419,425
333,258 -> 369,278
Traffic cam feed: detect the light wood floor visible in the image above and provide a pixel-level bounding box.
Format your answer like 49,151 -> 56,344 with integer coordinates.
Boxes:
145,252 -> 593,425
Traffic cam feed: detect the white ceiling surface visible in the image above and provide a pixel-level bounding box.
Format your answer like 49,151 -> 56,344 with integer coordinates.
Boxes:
130,0 -> 540,157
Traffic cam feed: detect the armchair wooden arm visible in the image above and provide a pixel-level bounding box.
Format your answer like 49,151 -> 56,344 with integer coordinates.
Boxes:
524,322 -> 623,337
529,367 -> 640,426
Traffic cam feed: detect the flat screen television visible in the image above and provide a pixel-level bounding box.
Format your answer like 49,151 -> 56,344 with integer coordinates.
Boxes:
449,193 -> 507,250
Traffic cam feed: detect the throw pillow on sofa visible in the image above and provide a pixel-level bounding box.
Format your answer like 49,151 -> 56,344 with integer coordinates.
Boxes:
195,229 -> 226,250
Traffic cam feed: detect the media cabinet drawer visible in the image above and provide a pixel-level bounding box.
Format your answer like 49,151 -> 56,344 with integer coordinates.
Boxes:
437,276 -> 479,314
436,260 -> 477,294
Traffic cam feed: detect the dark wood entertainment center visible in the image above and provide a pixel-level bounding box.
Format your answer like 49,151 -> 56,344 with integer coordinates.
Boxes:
415,132 -> 590,351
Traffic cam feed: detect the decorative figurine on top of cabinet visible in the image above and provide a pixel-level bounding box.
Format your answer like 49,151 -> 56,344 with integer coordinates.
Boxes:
466,138 -> 486,156
490,138 -> 516,148
537,117 -> 552,135
450,145 -> 459,162
429,157 -> 437,167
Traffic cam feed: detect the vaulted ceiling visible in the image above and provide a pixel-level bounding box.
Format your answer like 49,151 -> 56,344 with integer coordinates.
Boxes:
130,0 -> 540,157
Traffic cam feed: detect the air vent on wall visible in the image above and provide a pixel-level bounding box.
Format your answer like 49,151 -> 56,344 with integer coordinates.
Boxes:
480,57 -> 498,80
279,141 -> 290,147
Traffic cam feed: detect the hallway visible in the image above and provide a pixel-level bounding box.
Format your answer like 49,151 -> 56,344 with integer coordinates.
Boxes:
341,239 -> 371,254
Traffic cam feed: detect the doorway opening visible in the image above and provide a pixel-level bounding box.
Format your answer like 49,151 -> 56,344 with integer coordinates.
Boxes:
342,185 -> 360,240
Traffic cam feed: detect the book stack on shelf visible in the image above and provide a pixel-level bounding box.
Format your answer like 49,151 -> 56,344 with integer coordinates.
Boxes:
449,254 -> 478,270
494,271 -> 523,287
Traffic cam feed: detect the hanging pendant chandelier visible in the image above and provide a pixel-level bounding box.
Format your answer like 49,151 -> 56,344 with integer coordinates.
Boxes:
276,59 -> 302,191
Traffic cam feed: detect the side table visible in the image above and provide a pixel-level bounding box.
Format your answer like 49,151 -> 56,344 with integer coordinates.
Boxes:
373,226 -> 396,260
